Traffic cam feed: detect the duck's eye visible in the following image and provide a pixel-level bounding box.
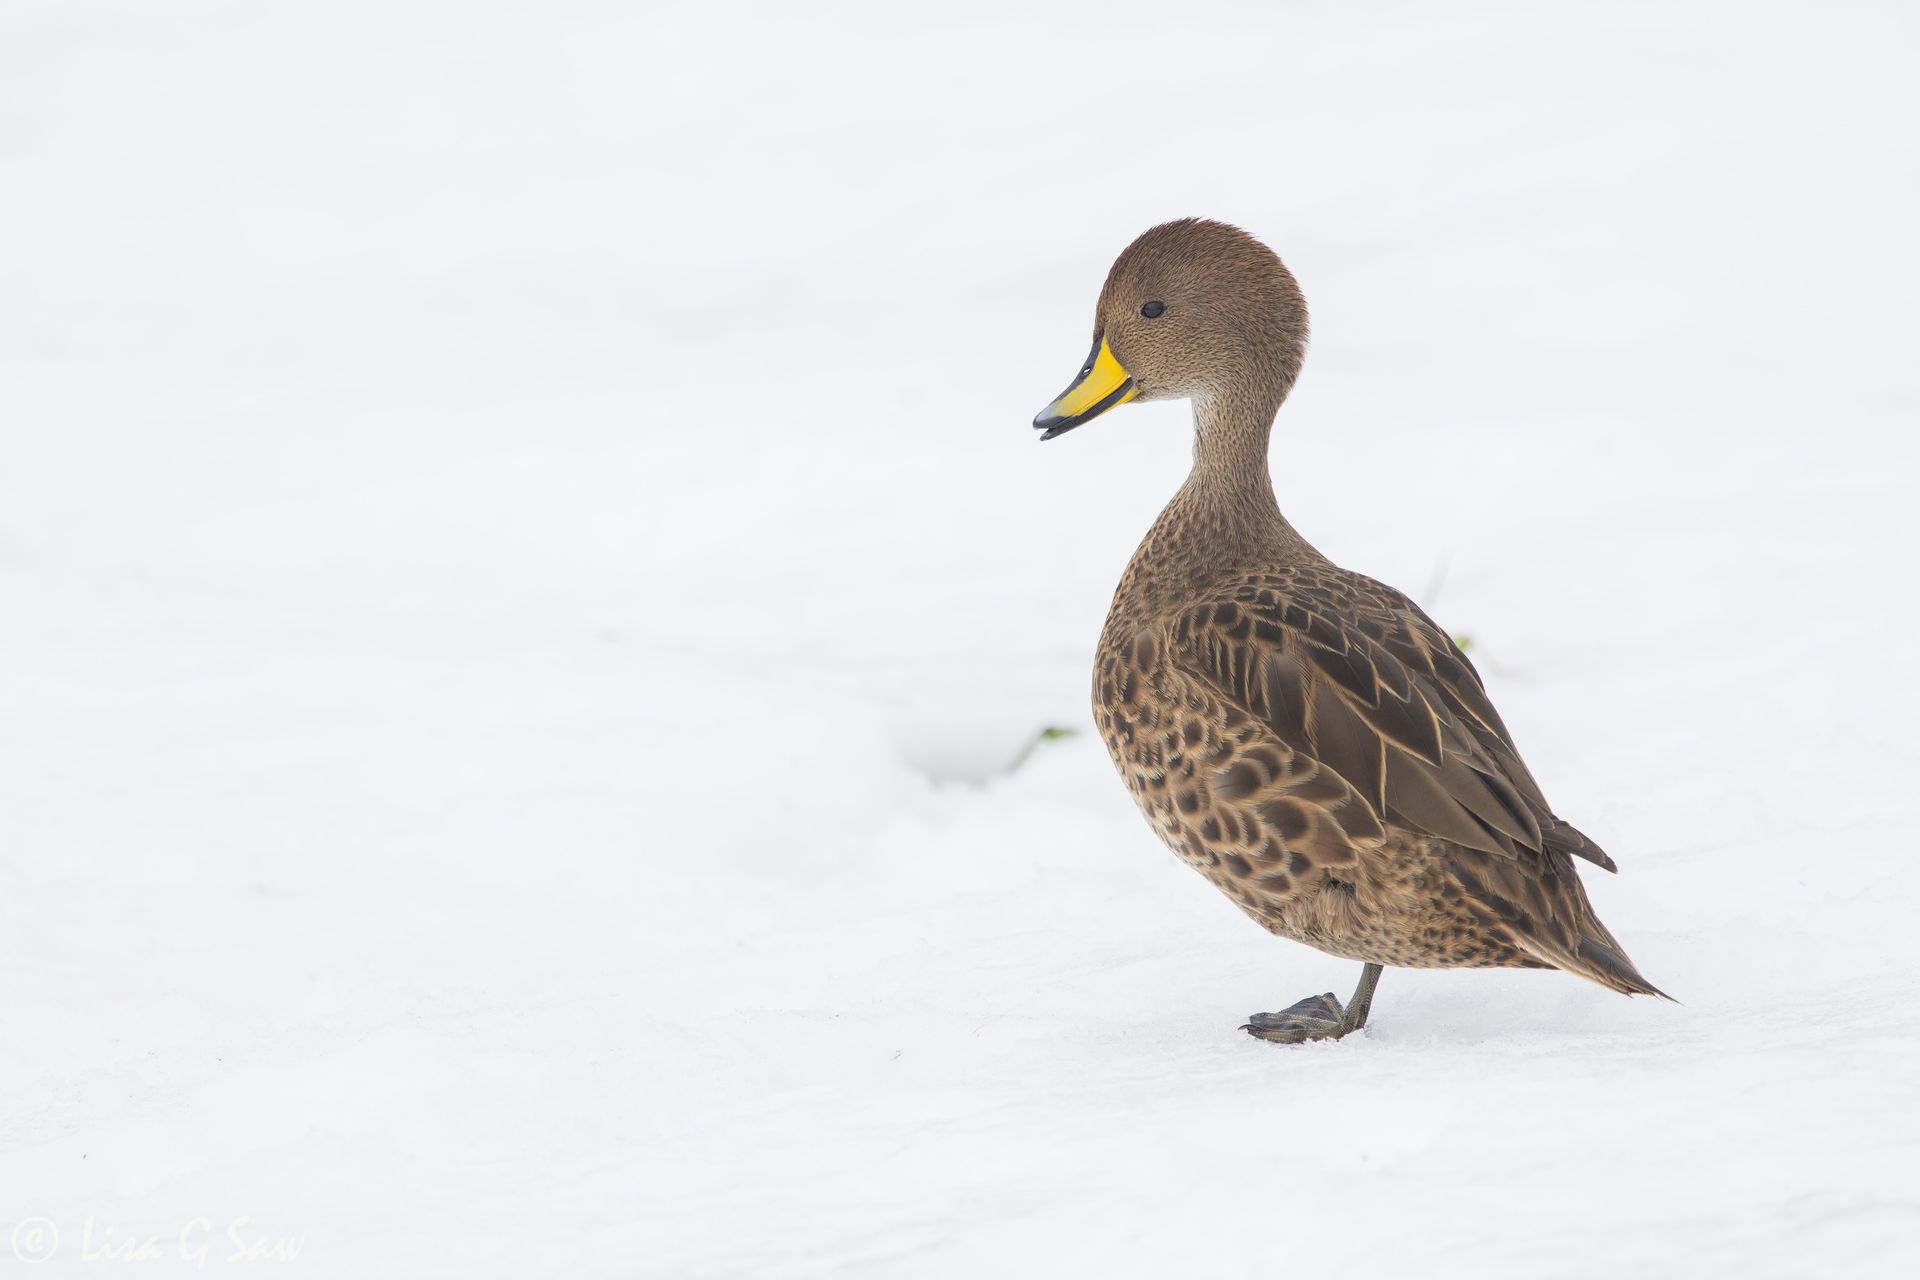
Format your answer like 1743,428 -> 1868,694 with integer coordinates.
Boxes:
1140,300 -> 1166,319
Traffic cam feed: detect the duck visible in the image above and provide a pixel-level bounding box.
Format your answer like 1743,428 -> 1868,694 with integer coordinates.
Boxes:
1032,218 -> 1663,1043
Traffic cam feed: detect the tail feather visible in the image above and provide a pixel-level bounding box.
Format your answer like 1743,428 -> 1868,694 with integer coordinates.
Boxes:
1507,925 -> 1669,999
1574,934 -> 1671,1000
1455,846 -> 1671,1000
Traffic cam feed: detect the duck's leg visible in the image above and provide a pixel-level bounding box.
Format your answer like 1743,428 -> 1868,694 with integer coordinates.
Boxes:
1242,963 -> 1383,1044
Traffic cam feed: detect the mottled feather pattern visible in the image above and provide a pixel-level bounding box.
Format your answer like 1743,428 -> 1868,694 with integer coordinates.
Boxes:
1097,560 -> 1656,994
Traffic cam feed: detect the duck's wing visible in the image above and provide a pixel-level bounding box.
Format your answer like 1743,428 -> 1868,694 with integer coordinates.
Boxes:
1167,565 -> 1614,872
1158,565 -> 1661,996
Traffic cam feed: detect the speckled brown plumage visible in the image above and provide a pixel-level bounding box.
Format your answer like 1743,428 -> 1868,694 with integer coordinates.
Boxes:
1035,219 -> 1661,1039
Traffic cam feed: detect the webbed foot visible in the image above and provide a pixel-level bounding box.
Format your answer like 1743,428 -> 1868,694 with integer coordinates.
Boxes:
1242,992 -> 1350,1043
1241,962 -> 1383,1045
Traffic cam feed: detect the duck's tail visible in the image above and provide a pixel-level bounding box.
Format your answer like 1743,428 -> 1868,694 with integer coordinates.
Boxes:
1563,926 -> 1671,1000
1525,886 -> 1672,1000
1454,850 -> 1672,1001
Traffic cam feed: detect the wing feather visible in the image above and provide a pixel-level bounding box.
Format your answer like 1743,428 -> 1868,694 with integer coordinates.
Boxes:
1174,569 -> 1611,871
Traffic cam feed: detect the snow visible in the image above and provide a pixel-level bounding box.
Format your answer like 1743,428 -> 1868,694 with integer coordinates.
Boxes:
3,0 -> 1918,1274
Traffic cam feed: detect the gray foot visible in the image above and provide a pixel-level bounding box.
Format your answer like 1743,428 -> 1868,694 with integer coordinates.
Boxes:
1242,963 -> 1384,1045
1242,993 -> 1350,1044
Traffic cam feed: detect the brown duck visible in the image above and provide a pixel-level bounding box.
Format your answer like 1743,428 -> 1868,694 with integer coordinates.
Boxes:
1033,218 -> 1663,1043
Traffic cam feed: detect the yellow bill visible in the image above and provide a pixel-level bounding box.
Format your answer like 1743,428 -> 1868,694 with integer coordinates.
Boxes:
1032,337 -> 1138,440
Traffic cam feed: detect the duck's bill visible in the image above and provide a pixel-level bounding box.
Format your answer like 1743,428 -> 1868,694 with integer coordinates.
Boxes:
1032,337 -> 1137,440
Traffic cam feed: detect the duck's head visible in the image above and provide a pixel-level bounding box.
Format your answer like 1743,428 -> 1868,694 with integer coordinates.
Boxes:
1033,218 -> 1308,441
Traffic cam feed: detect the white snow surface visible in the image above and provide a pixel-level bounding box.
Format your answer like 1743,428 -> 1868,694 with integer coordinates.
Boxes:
4,1 -> 1919,1275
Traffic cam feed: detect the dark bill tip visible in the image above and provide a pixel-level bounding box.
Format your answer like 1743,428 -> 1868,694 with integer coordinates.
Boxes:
1030,378 -> 1135,442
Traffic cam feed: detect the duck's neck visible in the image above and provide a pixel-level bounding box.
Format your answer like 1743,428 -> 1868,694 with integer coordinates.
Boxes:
1174,383 -> 1317,559
1190,386 -> 1280,504
1111,384 -> 1320,623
